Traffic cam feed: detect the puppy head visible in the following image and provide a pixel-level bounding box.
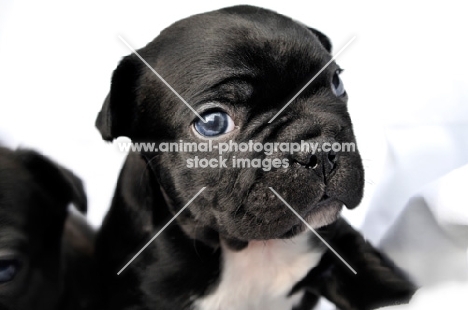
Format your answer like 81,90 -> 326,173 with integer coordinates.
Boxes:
0,147 -> 87,309
96,6 -> 364,247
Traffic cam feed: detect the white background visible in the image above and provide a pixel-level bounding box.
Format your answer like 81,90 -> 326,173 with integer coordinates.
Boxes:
0,0 -> 467,240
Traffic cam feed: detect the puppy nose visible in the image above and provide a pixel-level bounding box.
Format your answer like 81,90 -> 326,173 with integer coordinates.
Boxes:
292,151 -> 338,178
295,153 -> 318,169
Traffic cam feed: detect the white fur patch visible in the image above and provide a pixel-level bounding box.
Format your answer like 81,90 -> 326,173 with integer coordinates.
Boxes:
194,232 -> 323,310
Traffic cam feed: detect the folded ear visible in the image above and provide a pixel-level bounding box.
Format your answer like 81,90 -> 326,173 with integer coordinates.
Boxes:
309,28 -> 332,53
16,149 -> 88,214
95,54 -> 143,141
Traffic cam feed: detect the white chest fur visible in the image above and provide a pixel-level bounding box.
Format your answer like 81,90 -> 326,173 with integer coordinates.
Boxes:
194,233 -> 323,310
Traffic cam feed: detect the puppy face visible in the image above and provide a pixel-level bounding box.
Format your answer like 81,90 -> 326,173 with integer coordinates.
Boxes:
97,6 -> 364,245
0,148 -> 87,310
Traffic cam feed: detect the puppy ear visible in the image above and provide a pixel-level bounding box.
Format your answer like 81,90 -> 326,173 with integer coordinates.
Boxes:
16,149 -> 88,214
95,55 -> 142,141
309,28 -> 332,53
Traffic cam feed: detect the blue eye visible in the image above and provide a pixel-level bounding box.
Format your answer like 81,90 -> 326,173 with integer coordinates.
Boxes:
331,70 -> 345,97
0,259 -> 20,283
194,111 -> 235,137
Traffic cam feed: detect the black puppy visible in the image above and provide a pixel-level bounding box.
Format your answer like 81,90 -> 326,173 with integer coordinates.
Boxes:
0,147 -> 95,310
95,5 -> 415,310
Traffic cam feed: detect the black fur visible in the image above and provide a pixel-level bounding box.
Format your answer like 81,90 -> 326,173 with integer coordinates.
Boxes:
94,153 -> 221,309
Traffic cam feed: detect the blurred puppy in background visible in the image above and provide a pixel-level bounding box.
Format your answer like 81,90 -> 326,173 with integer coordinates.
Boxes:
0,147 -> 94,310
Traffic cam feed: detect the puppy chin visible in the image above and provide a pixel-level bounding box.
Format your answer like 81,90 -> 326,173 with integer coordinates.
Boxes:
304,199 -> 343,229
219,199 -> 343,250
278,199 -> 343,239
